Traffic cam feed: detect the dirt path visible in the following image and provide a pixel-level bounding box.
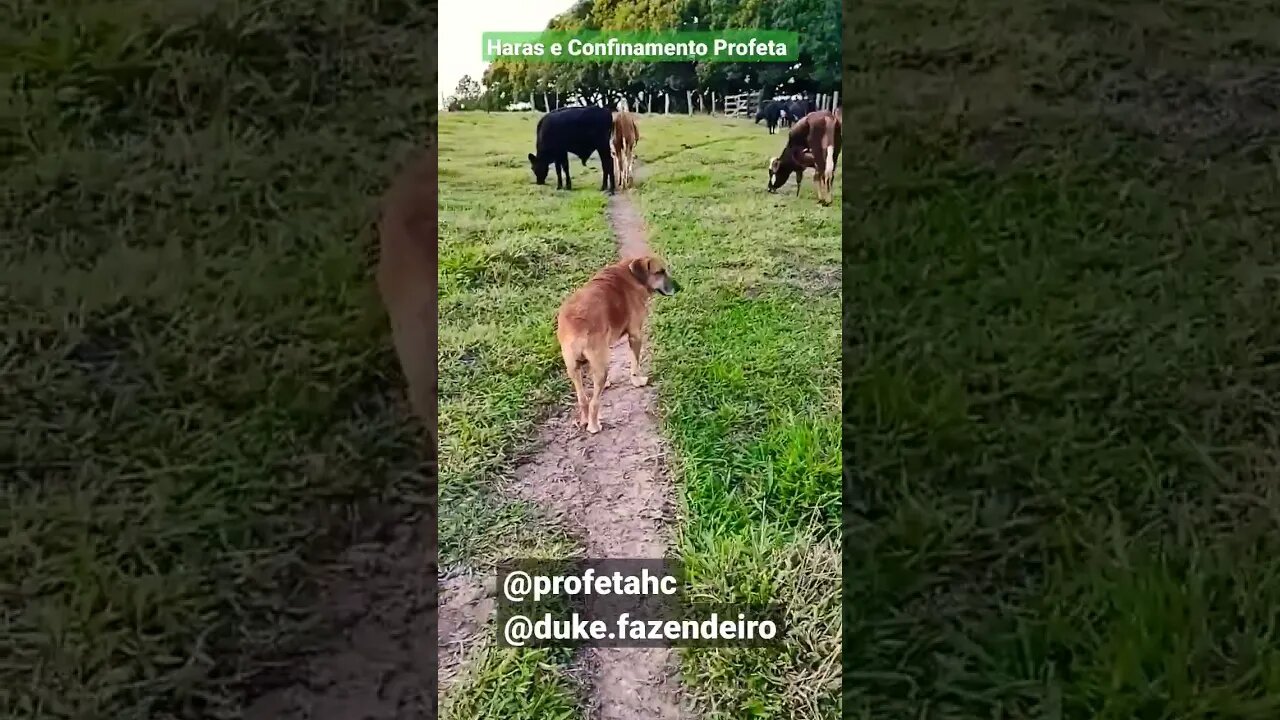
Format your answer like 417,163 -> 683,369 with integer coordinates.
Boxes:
244,511 -> 434,720
509,185 -> 685,719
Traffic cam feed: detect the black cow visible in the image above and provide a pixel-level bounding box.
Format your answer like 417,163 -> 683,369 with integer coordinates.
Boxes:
527,106 -> 615,193
753,100 -> 790,135
787,99 -> 816,122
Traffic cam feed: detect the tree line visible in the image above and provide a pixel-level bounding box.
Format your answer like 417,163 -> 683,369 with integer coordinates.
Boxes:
446,0 -> 840,113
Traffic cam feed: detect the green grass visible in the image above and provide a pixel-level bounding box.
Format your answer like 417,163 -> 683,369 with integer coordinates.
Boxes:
843,0 -> 1280,717
436,111 -> 609,719
437,113 -> 612,567
436,113 -> 842,718
1,1 -> 432,717
636,116 -> 842,717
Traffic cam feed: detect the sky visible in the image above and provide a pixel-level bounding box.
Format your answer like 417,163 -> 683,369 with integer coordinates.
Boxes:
439,0 -> 579,102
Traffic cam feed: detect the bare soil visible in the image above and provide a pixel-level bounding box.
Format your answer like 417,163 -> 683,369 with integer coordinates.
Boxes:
507,188 -> 685,719
243,513 -> 435,720
1098,66 -> 1280,154
436,574 -> 494,694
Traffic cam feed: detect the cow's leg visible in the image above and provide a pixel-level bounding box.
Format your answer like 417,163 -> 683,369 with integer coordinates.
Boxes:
622,141 -> 632,188
819,144 -> 835,204
829,145 -> 840,204
795,168 -> 805,196
560,152 -> 572,190
599,143 -> 615,193
613,144 -> 625,189
627,141 -> 635,188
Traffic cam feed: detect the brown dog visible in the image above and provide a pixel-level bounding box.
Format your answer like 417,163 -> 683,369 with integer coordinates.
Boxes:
556,255 -> 679,434
376,146 -> 438,444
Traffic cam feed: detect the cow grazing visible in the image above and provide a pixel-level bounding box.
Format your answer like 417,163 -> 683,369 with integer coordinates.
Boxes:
754,100 -> 790,134
767,110 -> 842,206
610,111 -> 640,189
528,106 -> 616,193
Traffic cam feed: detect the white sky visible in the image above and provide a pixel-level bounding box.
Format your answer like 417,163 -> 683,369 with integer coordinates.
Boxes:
439,0 -> 579,102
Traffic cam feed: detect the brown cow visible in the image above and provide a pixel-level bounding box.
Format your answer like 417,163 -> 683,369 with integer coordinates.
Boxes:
611,111 -> 640,189
376,145 -> 438,445
766,110 -> 842,206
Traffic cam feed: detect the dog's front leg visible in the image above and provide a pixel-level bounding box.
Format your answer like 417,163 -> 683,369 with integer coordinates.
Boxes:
628,333 -> 648,387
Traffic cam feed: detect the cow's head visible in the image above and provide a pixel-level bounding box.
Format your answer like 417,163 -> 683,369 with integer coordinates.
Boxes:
628,255 -> 679,296
527,153 -> 550,185
767,155 -> 792,192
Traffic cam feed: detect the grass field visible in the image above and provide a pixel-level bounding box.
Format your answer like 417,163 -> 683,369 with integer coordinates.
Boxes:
2,1 -> 432,717
438,112 -> 840,718
843,0 -> 1280,716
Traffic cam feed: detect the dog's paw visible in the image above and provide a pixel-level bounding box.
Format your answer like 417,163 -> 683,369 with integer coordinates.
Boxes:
586,421 -> 602,434
630,375 -> 649,387
603,377 -> 612,389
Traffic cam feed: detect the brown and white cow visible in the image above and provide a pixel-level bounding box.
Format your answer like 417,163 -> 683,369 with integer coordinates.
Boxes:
376,145 -> 437,445
610,110 -> 640,189
766,110 -> 842,206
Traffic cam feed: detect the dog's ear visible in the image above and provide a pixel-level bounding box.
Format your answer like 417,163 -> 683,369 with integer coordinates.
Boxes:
628,257 -> 650,284
528,153 -> 537,164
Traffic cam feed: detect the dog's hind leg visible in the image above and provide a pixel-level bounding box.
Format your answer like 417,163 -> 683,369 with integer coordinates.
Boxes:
562,346 -> 589,427
584,344 -> 610,434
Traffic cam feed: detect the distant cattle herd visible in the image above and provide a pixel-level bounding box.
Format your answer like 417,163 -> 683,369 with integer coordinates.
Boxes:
527,95 -> 839,206
753,98 -> 817,135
